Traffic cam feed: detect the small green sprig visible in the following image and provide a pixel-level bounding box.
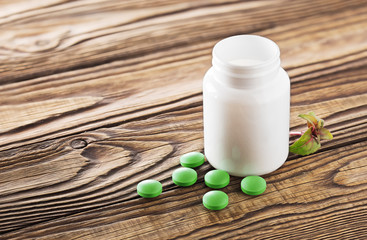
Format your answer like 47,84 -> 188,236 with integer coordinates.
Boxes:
289,112 -> 333,156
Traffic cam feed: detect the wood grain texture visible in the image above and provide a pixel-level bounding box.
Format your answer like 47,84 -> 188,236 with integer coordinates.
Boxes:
0,0 -> 366,239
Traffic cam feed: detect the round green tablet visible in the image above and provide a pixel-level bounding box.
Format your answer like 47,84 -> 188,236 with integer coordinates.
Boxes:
241,176 -> 267,195
180,152 -> 205,168
202,190 -> 228,210
172,167 -> 197,187
204,170 -> 230,189
137,179 -> 162,198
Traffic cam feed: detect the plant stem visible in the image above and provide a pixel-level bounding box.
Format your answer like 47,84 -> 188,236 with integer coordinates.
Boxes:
289,131 -> 304,136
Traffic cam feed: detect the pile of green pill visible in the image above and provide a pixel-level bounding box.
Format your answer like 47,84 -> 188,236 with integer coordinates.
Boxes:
137,152 -> 267,210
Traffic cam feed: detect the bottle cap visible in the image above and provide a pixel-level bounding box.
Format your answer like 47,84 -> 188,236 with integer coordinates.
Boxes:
172,167 -> 197,187
241,176 -> 266,195
137,179 -> 162,198
180,152 -> 205,168
204,170 -> 230,189
202,190 -> 228,210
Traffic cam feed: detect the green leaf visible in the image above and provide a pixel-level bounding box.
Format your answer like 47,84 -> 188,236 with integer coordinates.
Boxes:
319,127 -> 333,140
291,111 -> 333,156
309,112 -> 324,128
289,127 -> 321,156
308,112 -> 319,120
298,113 -> 318,128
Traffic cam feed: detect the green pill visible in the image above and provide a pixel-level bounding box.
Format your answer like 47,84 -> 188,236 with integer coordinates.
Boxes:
204,169 -> 230,189
202,190 -> 228,210
172,167 -> 197,187
137,179 -> 162,198
180,152 -> 205,168
241,176 -> 267,195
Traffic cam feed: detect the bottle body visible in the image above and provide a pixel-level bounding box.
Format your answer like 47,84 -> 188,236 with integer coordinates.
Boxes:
203,35 -> 290,176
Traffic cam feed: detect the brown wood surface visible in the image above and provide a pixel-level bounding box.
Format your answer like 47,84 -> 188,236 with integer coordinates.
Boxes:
0,0 -> 366,239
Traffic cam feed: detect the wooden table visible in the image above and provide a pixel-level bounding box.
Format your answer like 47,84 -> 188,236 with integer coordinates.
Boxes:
1,0 -> 366,239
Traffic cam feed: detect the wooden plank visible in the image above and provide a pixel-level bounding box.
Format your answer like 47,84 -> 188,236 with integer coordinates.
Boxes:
0,0 -> 364,84
0,91 -> 365,237
0,138 -> 366,239
1,0 -> 367,151
0,0 -> 366,239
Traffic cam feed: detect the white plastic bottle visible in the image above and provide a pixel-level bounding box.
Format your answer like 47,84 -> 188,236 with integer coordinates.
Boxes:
203,35 -> 290,176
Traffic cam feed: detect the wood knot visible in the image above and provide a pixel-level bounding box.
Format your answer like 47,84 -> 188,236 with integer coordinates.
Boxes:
70,139 -> 88,149
35,40 -> 50,46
